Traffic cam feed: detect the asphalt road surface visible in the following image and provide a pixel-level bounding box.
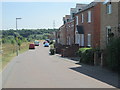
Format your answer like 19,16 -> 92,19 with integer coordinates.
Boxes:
2,43 -> 116,88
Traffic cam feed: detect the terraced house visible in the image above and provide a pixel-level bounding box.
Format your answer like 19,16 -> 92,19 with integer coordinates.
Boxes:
100,1 -> 120,49
55,4 -> 87,56
55,0 -> 120,57
59,4 -> 87,46
75,2 -> 101,48
75,0 -> 120,49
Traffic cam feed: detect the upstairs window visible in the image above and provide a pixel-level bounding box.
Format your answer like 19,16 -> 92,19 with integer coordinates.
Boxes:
81,13 -> 84,23
76,16 -> 79,25
88,11 -> 92,23
72,13 -> 75,18
107,4 -> 112,14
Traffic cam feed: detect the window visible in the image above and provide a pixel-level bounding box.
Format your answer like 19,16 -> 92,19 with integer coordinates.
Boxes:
88,34 -> 91,47
67,19 -> 69,22
76,16 -> 78,25
81,14 -> 84,23
75,34 -> 80,45
107,4 -> 112,14
81,34 -> 84,46
106,26 -> 112,43
88,11 -> 92,23
72,13 -> 75,18
78,34 -> 80,46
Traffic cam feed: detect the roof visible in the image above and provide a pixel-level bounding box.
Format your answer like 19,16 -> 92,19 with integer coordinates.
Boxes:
65,15 -> 71,19
76,2 -> 98,15
76,3 -> 88,9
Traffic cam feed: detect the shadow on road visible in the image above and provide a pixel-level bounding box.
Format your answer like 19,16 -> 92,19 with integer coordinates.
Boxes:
70,64 -> 119,88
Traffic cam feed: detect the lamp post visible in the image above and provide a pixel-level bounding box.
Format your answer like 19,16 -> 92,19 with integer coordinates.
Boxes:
16,18 -> 22,56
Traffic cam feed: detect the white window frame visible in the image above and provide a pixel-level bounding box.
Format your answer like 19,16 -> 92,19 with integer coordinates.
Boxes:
107,4 -> 112,14
81,34 -> 84,46
88,11 -> 92,23
78,34 -> 80,46
75,34 -> 77,44
76,16 -> 78,25
81,13 -> 84,23
87,34 -> 91,47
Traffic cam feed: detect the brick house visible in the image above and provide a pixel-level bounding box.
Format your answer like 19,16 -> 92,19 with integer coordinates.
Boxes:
75,2 -> 101,48
66,20 -> 75,45
59,24 -> 67,45
100,1 -> 120,49
59,15 -> 71,45
66,4 -> 87,46
55,4 -> 87,56
55,30 -> 60,44
58,4 -> 87,46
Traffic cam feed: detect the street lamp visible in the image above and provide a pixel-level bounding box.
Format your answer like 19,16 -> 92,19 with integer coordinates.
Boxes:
16,18 -> 22,30
16,18 -> 22,56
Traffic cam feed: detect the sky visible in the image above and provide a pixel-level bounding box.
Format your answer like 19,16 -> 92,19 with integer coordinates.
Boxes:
1,0 -> 94,30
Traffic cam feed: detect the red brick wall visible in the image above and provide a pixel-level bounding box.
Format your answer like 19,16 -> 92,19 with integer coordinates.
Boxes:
93,3 -> 101,48
59,25 -> 67,45
66,20 -> 75,45
75,3 -> 101,48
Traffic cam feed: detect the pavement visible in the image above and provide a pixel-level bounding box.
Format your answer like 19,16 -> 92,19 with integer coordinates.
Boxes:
2,43 -> 119,88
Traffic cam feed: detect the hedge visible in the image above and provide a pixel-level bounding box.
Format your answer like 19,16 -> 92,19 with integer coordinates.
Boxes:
106,38 -> 120,71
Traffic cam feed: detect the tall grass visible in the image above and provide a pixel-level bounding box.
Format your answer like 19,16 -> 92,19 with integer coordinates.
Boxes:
1,42 -> 30,71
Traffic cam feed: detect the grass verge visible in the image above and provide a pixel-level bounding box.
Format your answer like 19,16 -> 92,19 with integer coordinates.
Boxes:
0,42 -> 30,71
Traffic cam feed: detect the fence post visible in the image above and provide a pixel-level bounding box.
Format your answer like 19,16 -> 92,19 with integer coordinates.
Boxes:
101,52 -> 103,67
94,52 -> 97,65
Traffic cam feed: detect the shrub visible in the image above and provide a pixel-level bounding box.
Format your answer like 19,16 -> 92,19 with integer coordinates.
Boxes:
50,44 -> 55,55
77,48 -> 94,65
77,48 -> 92,57
80,49 -> 94,65
106,38 -> 120,71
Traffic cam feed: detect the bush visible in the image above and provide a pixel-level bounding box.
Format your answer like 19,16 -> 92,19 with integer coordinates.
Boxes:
49,44 -> 55,55
77,48 -> 92,57
106,38 -> 120,71
80,49 -> 94,65
50,49 -> 55,55
77,48 -> 94,65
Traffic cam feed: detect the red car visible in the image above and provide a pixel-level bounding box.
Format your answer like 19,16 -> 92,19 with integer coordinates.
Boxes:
29,44 -> 35,49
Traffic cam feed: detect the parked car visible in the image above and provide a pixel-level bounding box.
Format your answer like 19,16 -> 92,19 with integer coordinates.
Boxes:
44,43 -> 49,47
29,44 -> 35,49
34,41 -> 40,46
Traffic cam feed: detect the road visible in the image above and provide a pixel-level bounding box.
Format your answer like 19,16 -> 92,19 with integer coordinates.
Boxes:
2,43 -> 117,88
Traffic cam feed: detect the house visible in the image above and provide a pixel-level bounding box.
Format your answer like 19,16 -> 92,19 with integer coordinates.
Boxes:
66,19 -> 75,45
58,4 -> 87,46
59,24 -> 67,45
67,4 -> 87,46
59,15 -> 71,45
55,4 -> 87,56
100,1 -> 120,49
75,2 -> 101,48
